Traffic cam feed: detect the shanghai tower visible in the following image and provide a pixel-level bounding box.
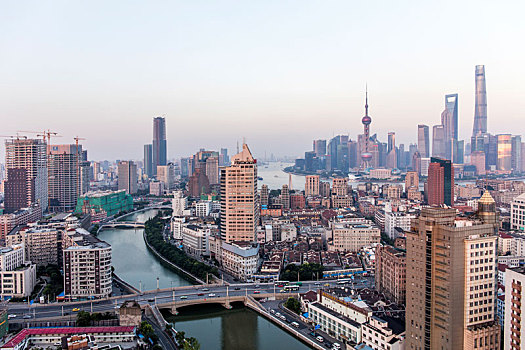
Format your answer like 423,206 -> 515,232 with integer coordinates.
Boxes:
472,65 -> 487,136
152,116 -> 167,175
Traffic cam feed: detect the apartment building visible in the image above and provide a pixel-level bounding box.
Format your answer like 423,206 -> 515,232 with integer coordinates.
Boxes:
221,241 -> 259,281
375,245 -> 406,305
181,224 -> 210,257
328,221 -> 380,252
6,226 -> 61,266
63,229 -> 112,299
511,192 -> 525,231
305,175 -> 320,196
0,244 -> 36,298
504,267 -> 525,350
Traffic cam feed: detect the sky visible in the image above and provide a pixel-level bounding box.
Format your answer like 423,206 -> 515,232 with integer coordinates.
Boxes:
1,0 -> 524,161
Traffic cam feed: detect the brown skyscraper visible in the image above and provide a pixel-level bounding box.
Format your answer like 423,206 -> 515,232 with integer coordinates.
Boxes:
220,143 -> 258,243
426,157 -> 454,206
405,197 -> 500,349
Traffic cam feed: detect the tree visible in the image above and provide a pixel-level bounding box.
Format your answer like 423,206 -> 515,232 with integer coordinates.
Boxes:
183,337 -> 201,350
152,345 -> 163,350
138,321 -> 155,340
284,297 -> 301,314
175,331 -> 186,345
76,311 -> 91,326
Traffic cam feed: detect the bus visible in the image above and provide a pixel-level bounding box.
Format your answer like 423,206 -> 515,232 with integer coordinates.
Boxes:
284,285 -> 300,292
274,280 -> 290,286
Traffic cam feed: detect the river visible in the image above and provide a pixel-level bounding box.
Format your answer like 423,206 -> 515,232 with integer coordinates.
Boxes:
98,209 -> 311,350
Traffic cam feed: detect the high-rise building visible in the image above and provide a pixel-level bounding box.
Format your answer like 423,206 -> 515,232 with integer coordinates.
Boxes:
305,175 -> 320,196
405,171 -> 419,190
375,245 -> 406,305
313,139 -> 326,157
220,143 -> 258,243
143,144 -> 153,178
405,203 -> 500,350
260,184 -> 269,207
497,134 -> 512,172
386,132 -> 397,169
117,161 -> 138,195
470,151 -> 486,175
205,156 -> 219,185
47,144 -> 82,212
504,267 -> 525,350
432,125 -> 446,158
152,116 -> 167,175
156,163 -> 176,190
473,65 -> 488,136
281,184 -> 290,210
444,93 -> 459,140
511,135 -> 522,174
4,138 -> 48,213
219,148 -> 229,166
426,157 -> 454,206
418,124 -> 430,158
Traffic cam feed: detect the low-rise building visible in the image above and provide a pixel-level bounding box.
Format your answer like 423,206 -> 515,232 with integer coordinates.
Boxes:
0,244 -> 36,298
360,316 -> 405,350
221,241 -> 259,281
181,224 -> 210,257
328,221 -> 380,253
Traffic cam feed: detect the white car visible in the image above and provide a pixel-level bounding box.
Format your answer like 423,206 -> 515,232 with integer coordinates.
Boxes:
208,293 -> 216,297
7,314 -> 16,319
316,336 -> 324,343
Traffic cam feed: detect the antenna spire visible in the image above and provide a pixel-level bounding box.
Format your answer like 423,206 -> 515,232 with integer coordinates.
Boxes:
365,84 -> 369,116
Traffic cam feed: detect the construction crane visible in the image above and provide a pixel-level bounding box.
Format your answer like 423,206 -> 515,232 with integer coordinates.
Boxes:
74,136 -> 86,196
17,130 -> 61,144
0,134 -> 27,140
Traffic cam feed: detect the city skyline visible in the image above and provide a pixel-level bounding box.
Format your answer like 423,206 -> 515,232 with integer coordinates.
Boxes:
1,1 -> 524,160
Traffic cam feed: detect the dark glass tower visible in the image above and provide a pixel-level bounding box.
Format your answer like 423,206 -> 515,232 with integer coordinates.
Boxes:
152,116 -> 167,175
144,144 -> 153,178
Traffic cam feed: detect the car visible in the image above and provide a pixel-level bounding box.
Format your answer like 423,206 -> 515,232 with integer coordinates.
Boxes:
314,282 -> 321,285
253,290 -> 261,294
291,322 -> 300,328
208,293 -> 216,297
277,284 -> 284,288
148,298 -> 155,302
279,289 -> 286,293
275,312 -> 281,317
180,295 -> 188,299
72,308 -> 80,312
332,343 -> 341,349
23,315 -> 32,319
197,293 -> 204,296
234,287 -> 241,290
270,309 -> 275,314
316,336 -> 324,343
7,314 -> 16,319
255,284 -> 260,288
280,315 -> 286,321
324,283 -> 330,287
202,288 -> 210,291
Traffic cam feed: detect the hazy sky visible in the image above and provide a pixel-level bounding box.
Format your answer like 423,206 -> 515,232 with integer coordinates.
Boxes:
1,1 -> 524,161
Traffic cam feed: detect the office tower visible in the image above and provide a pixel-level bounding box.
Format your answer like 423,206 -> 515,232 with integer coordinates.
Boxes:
418,125 -> 430,158
117,161 -> 138,194
470,151 -> 486,175
281,184 -> 290,210
473,65 -> 488,136
522,142 -> 525,175
511,135 -> 522,173
152,116 -> 167,175
304,151 -> 316,172
205,156 -> 219,185
426,157 -> 454,206
412,151 -> 421,175
386,132 -> 396,169
327,136 -> 339,171
219,148 -> 229,166
444,93 -> 459,140
432,125 -> 446,158
188,167 -> 209,197
157,163 -> 176,190
143,144 -> 153,178
4,138 -> 48,213
406,202 -> 500,350
47,144 -> 83,212
220,143 -> 258,243
397,143 -> 406,170
452,139 -> 464,164
180,157 -> 191,178
497,134 -> 512,172
347,140 -> 358,169
260,184 -> 269,207
361,90 -> 373,169
313,139 -> 326,157
305,175 -> 320,196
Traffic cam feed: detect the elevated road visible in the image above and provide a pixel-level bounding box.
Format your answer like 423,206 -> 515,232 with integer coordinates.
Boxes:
7,277 -> 374,323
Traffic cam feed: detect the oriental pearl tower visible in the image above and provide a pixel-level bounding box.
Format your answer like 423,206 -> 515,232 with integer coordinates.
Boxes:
361,88 -> 373,170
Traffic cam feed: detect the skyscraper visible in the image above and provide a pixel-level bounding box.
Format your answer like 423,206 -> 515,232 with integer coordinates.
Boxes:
511,135 -> 522,173
417,124 -> 430,158
4,138 -> 48,213
220,143 -> 258,243
473,65 -> 488,136
443,93 -> 458,141
405,203 -> 500,349
281,184 -> 290,210
47,144 -> 83,212
426,157 -> 454,206
497,134 -> 512,172
305,175 -> 320,196
432,125 -> 446,158
313,139 -> 326,157
144,144 -> 153,178
386,132 -> 396,169
117,161 -> 138,194
152,116 -> 167,175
